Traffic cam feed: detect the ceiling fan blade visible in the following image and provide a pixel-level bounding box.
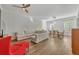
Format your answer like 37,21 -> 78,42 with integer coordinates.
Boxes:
22,4 -> 30,8
12,4 -> 30,8
12,5 -> 22,8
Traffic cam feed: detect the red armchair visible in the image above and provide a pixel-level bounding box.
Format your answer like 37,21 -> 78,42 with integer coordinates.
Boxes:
0,36 -> 30,55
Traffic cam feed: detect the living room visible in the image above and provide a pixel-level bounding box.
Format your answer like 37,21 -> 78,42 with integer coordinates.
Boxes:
0,4 -> 79,55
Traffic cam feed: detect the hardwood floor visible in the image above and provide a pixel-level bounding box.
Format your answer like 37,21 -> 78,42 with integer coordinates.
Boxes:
27,36 -> 72,55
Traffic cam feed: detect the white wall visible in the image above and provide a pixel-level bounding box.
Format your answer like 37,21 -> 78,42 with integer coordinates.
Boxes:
0,9 -> 1,34
1,5 -> 42,34
0,5 -> 2,34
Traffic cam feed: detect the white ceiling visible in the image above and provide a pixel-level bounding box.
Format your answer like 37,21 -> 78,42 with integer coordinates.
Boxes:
30,4 -> 78,17
1,4 -> 79,18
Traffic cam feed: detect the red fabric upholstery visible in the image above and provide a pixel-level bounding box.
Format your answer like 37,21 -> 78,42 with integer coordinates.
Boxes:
0,36 -> 11,55
10,41 -> 29,55
10,45 -> 26,55
13,41 -> 29,48
0,36 -> 30,55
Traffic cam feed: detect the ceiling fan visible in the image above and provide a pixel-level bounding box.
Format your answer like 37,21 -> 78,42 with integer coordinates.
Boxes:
12,4 -> 31,13
12,4 -> 34,22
